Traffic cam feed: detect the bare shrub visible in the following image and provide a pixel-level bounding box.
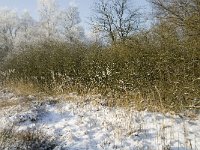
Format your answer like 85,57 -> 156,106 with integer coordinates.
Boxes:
0,126 -> 58,150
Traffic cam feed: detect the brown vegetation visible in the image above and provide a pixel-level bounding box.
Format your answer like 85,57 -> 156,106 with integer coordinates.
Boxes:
0,0 -> 199,112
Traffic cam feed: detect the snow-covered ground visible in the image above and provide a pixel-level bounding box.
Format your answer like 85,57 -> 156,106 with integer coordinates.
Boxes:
0,88 -> 199,150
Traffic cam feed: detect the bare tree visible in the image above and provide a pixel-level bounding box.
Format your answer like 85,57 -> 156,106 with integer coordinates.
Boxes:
91,0 -> 141,43
38,0 -> 59,39
0,8 -> 20,53
149,0 -> 200,37
59,6 -> 85,42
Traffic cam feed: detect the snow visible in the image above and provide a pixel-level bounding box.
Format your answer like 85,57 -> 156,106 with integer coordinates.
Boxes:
0,89 -> 199,150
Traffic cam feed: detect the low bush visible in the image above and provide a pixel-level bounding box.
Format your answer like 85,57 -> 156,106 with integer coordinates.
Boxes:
1,28 -> 199,112
0,126 -> 57,150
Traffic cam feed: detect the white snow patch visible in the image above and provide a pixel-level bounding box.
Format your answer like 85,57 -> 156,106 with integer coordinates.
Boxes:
0,90 -> 199,150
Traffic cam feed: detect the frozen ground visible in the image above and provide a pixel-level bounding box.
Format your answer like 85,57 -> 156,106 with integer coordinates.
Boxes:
0,88 -> 199,150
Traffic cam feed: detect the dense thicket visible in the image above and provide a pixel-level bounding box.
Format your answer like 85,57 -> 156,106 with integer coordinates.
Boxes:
2,26 -> 199,111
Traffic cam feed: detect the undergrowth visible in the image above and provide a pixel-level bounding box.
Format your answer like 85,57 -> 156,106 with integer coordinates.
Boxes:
0,26 -> 199,113
0,126 -> 57,150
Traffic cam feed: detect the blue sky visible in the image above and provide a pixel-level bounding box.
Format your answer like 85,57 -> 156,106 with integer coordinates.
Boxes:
0,0 -> 150,31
